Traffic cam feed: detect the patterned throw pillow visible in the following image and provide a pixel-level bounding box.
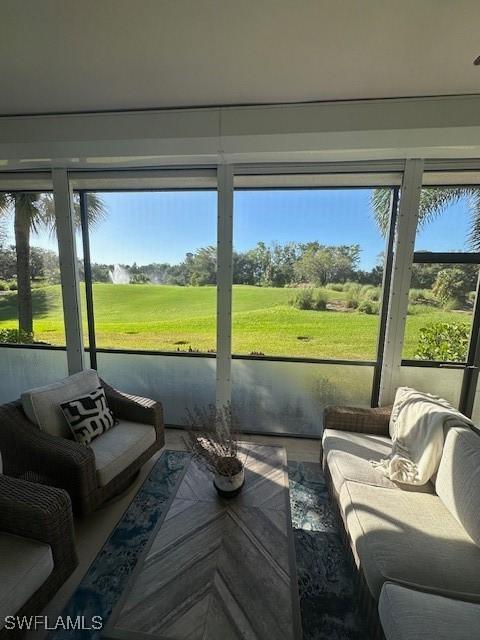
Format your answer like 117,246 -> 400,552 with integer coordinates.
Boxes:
60,386 -> 115,445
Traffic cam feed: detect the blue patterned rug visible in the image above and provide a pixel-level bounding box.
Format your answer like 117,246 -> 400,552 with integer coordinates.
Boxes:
50,450 -> 367,640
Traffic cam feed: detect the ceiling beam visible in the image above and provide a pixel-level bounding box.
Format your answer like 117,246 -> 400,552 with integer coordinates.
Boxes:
0,95 -> 479,170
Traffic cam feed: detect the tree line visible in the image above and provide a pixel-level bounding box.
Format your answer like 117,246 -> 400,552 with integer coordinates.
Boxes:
1,241 -> 478,294
86,242 -> 382,287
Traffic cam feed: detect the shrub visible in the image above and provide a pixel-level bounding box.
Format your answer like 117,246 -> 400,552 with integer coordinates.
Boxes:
360,284 -> 373,295
8,281 -> 18,291
345,291 -> 359,309
290,288 -> 314,310
358,300 -> 380,315
311,291 -> 328,311
342,282 -> 361,294
432,268 -> 470,307
325,283 -> 343,292
407,303 -> 433,316
468,290 -> 476,303
0,280 -> 8,291
290,288 -> 327,311
414,322 -> 469,361
408,288 -> 427,304
0,328 -> 34,344
362,286 -> 380,301
442,298 -> 458,312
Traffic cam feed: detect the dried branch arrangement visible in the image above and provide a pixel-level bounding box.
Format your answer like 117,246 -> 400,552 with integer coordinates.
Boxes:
183,404 -> 242,476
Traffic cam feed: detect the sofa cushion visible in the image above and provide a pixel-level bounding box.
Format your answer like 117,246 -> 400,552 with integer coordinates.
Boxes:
89,419 -> 156,487
21,369 -> 100,439
435,426 -> 480,547
339,480 -> 480,602
0,533 -> 53,630
322,429 -> 434,493
379,582 -> 480,640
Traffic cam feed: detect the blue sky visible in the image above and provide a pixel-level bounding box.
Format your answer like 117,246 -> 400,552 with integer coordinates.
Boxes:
4,189 -> 472,271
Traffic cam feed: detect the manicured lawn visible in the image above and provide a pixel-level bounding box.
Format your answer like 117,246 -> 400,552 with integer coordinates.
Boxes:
0,283 -> 472,360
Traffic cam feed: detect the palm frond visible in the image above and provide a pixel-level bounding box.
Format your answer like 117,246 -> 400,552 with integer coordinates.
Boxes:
13,193 -> 46,235
0,190 -> 108,243
466,188 -> 480,251
85,192 -> 107,228
417,187 -> 471,229
32,193 -> 56,237
35,192 -> 108,239
0,193 -> 14,244
0,193 -> 11,214
371,188 -> 392,235
70,192 -> 107,230
371,186 -> 480,247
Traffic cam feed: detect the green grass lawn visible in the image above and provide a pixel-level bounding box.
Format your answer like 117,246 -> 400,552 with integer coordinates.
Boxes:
0,283 -> 472,360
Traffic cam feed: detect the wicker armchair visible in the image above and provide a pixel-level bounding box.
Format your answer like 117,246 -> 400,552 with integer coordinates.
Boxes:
0,380 -> 165,516
0,475 -> 77,638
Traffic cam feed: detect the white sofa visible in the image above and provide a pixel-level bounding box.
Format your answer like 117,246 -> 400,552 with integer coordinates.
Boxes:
322,405 -> 480,635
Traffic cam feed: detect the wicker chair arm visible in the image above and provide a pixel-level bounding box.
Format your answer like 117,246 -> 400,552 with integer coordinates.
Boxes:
0,401 -> 97,499
101,380 -> 164,434
0,475 -> 77,569
323,405 -> 393,437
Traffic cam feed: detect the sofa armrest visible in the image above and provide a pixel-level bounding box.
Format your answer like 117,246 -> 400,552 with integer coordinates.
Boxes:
0,475 -> 78,572
323,405 -> 392,437
0,400 -> 97,502
101,380 -> 164,436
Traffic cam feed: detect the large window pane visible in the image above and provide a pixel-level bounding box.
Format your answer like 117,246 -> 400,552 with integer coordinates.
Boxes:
81,190 -> 217,352
232,187 -> 393,360
403,184 -> 480,363
403,262 -> 478,362
0,191 -> 65,345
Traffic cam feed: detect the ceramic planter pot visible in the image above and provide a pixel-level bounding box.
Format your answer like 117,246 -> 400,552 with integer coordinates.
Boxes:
213,458 -> 245,498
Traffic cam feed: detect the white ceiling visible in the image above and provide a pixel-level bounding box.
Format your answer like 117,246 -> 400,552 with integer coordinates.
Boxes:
1,0 -> 480,116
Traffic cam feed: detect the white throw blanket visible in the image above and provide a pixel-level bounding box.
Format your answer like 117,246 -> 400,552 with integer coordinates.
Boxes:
372,387 -> 473,485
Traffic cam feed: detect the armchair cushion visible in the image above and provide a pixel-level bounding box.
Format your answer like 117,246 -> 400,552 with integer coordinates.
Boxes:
0,533 -> 53,630
22,369 -> 101,439
89,419 -> 156,487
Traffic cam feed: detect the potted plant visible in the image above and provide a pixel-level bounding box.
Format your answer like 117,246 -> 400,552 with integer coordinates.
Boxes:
183,404 -> 244,498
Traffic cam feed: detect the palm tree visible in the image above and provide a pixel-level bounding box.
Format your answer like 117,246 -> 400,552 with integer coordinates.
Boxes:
372,187 -> 480,249
0,192 -> 105,337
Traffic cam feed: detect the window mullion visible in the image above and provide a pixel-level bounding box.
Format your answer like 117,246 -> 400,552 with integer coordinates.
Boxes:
379,159 -> 424,405
52,168 -> 85,374
216,164 -> 234,409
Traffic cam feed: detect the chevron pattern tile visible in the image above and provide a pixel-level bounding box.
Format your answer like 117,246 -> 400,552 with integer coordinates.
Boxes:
106,443 -> 301,640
